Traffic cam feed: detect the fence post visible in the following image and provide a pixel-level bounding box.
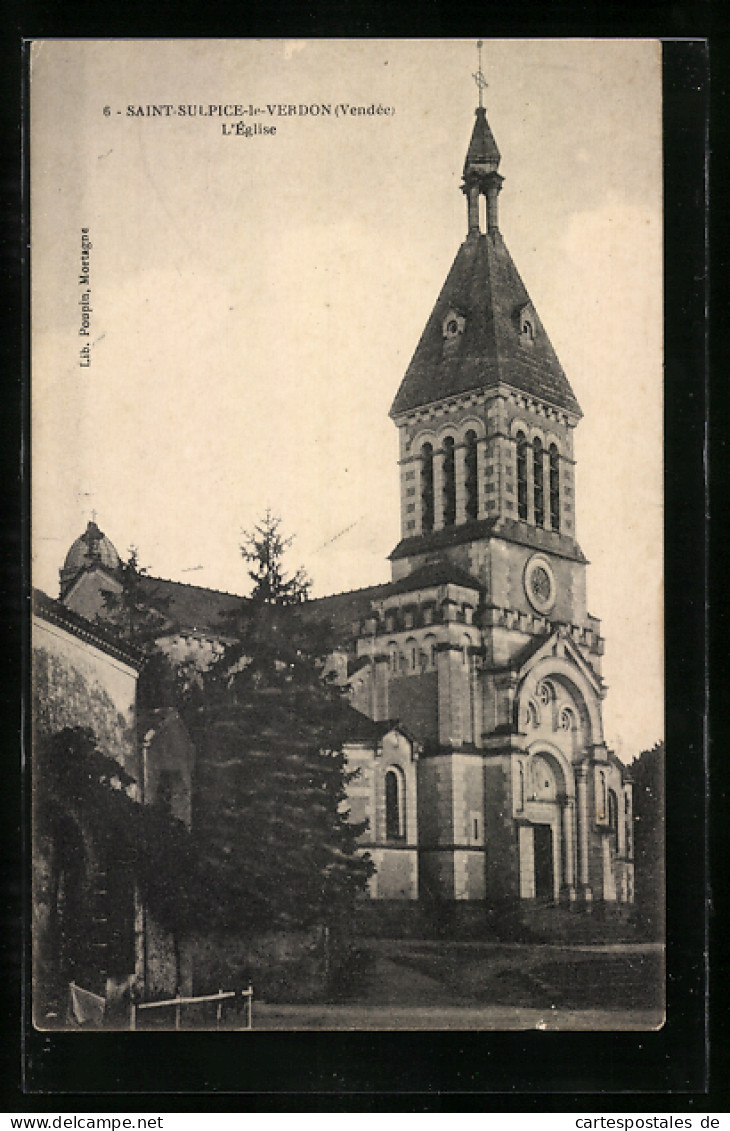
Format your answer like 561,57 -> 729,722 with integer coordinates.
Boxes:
175,988 -> 182,1032
130,1001 -> 136,1031
324,925 -> 330,983
216,987 -> 223,1030
247,983 -> 253,1030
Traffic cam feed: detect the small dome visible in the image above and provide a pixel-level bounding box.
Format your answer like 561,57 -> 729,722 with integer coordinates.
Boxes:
60,521 -> 121,594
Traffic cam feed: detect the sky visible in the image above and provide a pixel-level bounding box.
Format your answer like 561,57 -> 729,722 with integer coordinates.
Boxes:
31,39 -> 663,758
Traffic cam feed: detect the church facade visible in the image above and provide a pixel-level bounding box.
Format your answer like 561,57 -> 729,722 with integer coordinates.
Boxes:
54,95 -> 633,917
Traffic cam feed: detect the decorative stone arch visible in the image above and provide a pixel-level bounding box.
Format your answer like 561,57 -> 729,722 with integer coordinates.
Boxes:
435,426 -> 458,449
521,696 -> 541,730
412,426 -> 440,451
519,654 -> 604,749
523,740 -> 574,800
509,416 -> 532,441
453,416 -> 487,444
544,429 -> 563,453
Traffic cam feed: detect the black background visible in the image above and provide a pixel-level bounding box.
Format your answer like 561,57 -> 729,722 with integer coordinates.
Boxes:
0,3 -> 721,1111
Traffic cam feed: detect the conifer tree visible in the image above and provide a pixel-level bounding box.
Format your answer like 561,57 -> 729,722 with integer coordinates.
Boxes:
185,513 -> 373,931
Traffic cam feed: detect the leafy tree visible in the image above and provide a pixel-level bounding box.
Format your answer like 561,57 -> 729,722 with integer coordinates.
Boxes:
34,726 -> 198,998
184,514 -> 373,932
630,740 -> 664,939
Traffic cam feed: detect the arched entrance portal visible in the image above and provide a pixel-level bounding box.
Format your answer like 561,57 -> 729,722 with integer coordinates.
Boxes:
518,748 -> 575,904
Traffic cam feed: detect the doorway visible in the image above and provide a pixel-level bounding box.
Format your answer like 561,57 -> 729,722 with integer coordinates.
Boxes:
533,824 -> 554,901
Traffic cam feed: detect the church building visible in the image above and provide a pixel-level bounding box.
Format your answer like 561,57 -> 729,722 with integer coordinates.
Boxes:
315,89 -> 634,913
54,86 -> 634,918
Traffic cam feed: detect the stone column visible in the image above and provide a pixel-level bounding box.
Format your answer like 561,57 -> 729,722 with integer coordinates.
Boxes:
576,764 -> 592,907
477,437 -> 488,519
526,436 -> 535,525
468,649 -> 482,749
433,445 -> 446,531
373,654 -> 389,722
455,440 -> 467,526
485,175 -> 503,234
561,796 -> 577,904
467,183 -> 480,233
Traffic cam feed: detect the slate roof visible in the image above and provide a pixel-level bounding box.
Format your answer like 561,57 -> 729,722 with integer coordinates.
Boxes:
463,106 -> 500,173
390,516 -> 587,564
33,587 -> 144,669
138,575 -> 245,637
390,518 -> 497,562
337,703 -> 399,744
299,582 -> 390,647
390,230 -> 581,418
133,575 -> 391,649
381,559 -> 483,597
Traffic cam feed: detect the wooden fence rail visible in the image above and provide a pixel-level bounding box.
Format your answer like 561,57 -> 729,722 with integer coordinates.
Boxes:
130,984 -> 253,1031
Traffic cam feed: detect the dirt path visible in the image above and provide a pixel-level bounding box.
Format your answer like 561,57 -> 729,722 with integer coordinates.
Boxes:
253,1002 -> 665,1031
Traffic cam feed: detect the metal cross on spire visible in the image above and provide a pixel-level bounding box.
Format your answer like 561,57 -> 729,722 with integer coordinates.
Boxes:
472,39 -> 488,108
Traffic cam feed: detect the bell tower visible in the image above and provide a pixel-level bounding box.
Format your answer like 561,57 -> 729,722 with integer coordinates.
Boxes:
348,48 -> 633,914
388,48 -> 591,651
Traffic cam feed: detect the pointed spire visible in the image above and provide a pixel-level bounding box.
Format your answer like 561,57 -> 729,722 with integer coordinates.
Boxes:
462,42 -> 503,236
463,106 -> 501,178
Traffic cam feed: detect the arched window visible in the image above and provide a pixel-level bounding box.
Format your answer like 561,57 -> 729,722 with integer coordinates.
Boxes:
388,641 -> 398,674
549,444 -> 560,531
424,633 -> 437,669
533,436 -> 545,527
405,637 -> 418,672
465,429 -> 478,521
385,768 -> 405,840
517,764 -> 525,810
443,436 -> 456,526
559,706 -> 575,732
599,771 -> 607,821
421,443 -> 434,533
516,431 -> 528,521
538,680 -> 554,707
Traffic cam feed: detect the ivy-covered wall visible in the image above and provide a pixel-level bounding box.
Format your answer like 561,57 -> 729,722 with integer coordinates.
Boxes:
32,613 -> 140,1025
32,616 -> 138,778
